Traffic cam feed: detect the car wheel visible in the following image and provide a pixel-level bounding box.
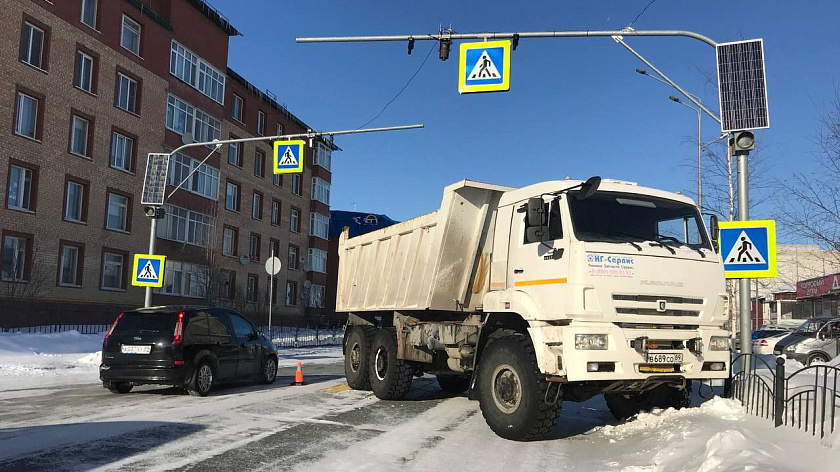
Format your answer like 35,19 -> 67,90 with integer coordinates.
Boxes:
104,381 -> 133,394
188,361 -> 214,397
477,333 -> 562,441
368,328 -> 413,400
436,374 -> 471,394
260,356 -> 277,384
345,326 -> 375,390
808,353 -> 829,365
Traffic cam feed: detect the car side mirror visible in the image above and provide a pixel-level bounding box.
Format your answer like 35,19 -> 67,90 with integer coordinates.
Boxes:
709,215 -> 719,253
818,331 -> 826,340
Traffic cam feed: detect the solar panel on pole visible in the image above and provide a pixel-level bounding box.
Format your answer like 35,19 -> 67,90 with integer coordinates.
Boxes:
716,39 -> 770,133
141,153 -> 170,205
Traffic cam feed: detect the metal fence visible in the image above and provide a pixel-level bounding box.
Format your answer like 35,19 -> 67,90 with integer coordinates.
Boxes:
258,325 -> 345,349
0,325 -> 111,335
728,353 -> 840,439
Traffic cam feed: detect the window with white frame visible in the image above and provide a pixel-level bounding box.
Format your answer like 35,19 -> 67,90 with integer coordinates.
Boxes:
308,248 -> 327,273
307,283 -> 326,308
110,132 -> 133,172
157,204 -> 214,247
157,260 -> 206,297
271,200 -> 280,225
101,251 -> 124,290
246,274 -> 259,302
116,73 -> 137,113
120,15 -> 141,55
59,244 -> 81,286
81,0 -> 98,28
64,181 -> 84,222
290,208 -> 300,232
2,235 -> 28,281
232,94 -> 243,121
252,192 -> 262,220
8,165 -> 34,211
249,233 -> 260,261
225,181 -> 239,211
285,280 -> 297,306
75,51 -> 94,92
167,152 -> 219,200
194,108 -> 221,143
254,150 -> 265,178
21,22 -> 45,69
287,245 -> 298,270
222,227 -> 237,256
312,177 -> 330,205
227,141 -> 241,166
257,111 -> 265,136
291,174 -> 301,195
314,142 -> 332,171
273,173 -> 282,187
106,193 -> 128,231
310,212 -> 329,239
70,116 -> 90,157
15,92 -> 38,139
276,123 -> 283,136
166,94 -> 220,143
169,41 -> 225,104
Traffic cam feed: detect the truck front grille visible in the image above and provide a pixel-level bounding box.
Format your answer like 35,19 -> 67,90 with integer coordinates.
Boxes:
613,294 -> 703,304
613,293 -> 703,317
616,307 -> 700,317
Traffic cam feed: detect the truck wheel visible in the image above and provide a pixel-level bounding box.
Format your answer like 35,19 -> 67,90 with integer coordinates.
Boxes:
345,326 -> 375,390
436,374 -> 471,394
369,328 -> 413,400
187,361 -> 214,397
477,334 -> 562,441
605,383 -> 691,421
104,381 -> 132,394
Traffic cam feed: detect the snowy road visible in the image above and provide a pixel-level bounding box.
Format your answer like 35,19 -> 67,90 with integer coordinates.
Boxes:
1,357 -> 839,471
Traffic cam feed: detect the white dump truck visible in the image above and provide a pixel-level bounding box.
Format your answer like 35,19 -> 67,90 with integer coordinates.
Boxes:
337,177 -> 730,440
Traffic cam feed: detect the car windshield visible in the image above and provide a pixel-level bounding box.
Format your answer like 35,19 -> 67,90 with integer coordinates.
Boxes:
112,312 -> 176,335
793,320 -> 830,336
752,330 -> 788,339
568,192 -> 711,249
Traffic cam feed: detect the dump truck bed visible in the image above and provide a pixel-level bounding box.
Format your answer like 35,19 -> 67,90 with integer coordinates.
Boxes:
336,180 -> 513,313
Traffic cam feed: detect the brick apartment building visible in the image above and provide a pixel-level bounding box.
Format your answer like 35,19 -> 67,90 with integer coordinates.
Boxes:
0,0 -> 334,327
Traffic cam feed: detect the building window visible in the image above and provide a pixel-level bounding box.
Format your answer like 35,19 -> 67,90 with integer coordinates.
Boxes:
310,212 -> 329,239
228,140 -> 241,167
167,152 -> 219,200
21,22 -> 45,69
225,181 -> 239,211
70,115 -> 90,157
314,142 -> 332,171
288,245 -> 299,270
64,180 -> 86,223
170,41 -> 224,103
58,243 -> 82,287
257,111 -> 265,136
220,270 -> 235,299
106,192 -> 129,232
273,174 -> 282,187
269,239 -> 279,259
291,174 -> 302,196
271,199 -> 280,226
312,177 -> 331,205
245,274 -> 258,303
157,204 -> 214,247
308,283 -> 326,309
222,227 -> 237,256
252,191 -> 262,220
120,15 -> 141,55
308,248 -> 328,273
232,94 -> 243,122
2,234 -> 30,282
290,208 -> 301,233
364,215 -> 378,225
276,123 -> 283,136
81,0 -> 98,28
285,281 -> 298,306
157,260 -> 206,297
101,251 -> 125,290
110,132 -> 134,172
166,94 -> 220,143
116,73 -> 138,113
254,150 -> 265,178
249,233 -> 261,261
7,164 -> 35,212
15,92 -> 39,140
75,51 -> 94,93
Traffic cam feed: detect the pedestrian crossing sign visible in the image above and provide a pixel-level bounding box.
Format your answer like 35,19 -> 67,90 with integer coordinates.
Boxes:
459,40 -> 511,94
273,140 -> 305,174
132,254 -> 166,287
718,220 -> 776,279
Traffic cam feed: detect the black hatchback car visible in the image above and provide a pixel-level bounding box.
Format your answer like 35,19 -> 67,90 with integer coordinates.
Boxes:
100,306 -> 278,396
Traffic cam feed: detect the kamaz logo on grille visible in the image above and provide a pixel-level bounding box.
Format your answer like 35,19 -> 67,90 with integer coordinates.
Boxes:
656,300 -> 667,312
640,280 -> 684,288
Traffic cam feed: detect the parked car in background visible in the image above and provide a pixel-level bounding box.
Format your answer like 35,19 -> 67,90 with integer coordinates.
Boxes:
100,306 -> 278,396
774,316 -> 840,365
751,327 -> 793,355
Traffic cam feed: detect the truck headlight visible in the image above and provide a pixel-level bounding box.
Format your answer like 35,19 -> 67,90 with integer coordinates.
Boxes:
709,336 -> 730,351
575,334 -> 608,350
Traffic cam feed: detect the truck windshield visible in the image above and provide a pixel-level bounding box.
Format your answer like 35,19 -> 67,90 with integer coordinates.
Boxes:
568,192 -> 711,249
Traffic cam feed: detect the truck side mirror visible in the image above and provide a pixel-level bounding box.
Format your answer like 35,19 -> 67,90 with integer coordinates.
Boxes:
709,215 -> 719,253
527,197 -> 544,227
526,226 -> 550,243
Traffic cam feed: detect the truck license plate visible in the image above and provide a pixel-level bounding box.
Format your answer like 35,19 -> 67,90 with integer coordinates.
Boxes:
121,345 -> 151,354
646,353 -> 682,364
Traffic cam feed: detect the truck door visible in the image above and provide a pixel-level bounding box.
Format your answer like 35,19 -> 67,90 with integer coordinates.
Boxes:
507,195 -> 570,315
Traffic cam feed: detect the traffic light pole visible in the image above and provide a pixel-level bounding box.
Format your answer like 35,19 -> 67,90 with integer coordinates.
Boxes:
737,149 -> 753,368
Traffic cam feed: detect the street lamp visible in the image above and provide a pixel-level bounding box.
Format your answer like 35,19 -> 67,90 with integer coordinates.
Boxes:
669,95 -> 703,209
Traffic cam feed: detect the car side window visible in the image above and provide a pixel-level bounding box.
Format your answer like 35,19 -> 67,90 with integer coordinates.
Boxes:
208,310 -> 232,344
184,311 -> 211,345
229,313 -> 255,340
828,322 -> 840,338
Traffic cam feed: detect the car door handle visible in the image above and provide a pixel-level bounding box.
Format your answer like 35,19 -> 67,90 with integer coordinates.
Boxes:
514,268 -> 524,274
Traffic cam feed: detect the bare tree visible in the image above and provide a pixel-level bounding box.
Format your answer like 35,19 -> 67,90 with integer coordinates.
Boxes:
0,243 -> 50,300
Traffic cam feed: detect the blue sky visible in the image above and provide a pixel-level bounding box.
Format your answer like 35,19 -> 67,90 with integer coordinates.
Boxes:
214,0 -> 838,229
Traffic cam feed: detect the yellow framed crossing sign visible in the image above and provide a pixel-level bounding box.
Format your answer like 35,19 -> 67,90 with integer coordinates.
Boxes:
132,254 -> 166,287
718,220 -> 777,279
273,140 -> 305,174
458,40 -> 511,94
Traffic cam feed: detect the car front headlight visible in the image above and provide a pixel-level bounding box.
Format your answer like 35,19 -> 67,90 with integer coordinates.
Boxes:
575,334 -> 608,350
709,336 -> 730,351
785,344 -> 796,352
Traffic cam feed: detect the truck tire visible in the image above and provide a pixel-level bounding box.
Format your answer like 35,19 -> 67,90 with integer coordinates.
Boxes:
436,374 -> 471,394
605,382 -> 692,421
477,333 -> 562,441
345,326 -> 375,390
369,328 -> 413,400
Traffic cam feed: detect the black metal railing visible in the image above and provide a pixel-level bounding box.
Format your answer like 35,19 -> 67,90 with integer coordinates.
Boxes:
728,353 -> 840,439
256,325 -> 345,349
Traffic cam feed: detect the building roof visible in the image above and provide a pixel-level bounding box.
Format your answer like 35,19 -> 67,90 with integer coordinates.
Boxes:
329,210 -> 399,238
185,0 -> 241,36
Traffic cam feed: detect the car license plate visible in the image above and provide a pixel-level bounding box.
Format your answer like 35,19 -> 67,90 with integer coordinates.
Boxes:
121,345 -> 151,354
646,353 -> 683,364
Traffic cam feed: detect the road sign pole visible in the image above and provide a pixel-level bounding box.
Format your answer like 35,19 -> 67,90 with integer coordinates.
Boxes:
144,215 -> 158,308
268,248 -> 274,338
737,149 -> 752,369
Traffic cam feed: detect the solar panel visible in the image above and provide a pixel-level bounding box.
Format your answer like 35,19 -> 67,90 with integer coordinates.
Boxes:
716,39 -> 770,133
141,153 -> 170,205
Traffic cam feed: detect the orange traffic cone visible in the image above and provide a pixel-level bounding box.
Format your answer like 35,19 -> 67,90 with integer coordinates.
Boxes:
291,361 -> 305,385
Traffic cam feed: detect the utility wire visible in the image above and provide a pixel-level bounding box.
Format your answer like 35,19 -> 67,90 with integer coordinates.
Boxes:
356,41 -> 437,130
628,0 -> 657,28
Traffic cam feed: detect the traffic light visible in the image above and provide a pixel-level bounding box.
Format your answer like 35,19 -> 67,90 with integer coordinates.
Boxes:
144,206 -> 166,219
728,131 -> 755,155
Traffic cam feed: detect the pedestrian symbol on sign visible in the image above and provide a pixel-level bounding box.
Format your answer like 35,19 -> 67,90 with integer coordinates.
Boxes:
273,139 -> 305,174
131,254 -> 166,287
724,231 -> 766,265
718,220 -> 776,279
468,51 -> 501,80
138,261 -> 158,280
279,147 -> 297,166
